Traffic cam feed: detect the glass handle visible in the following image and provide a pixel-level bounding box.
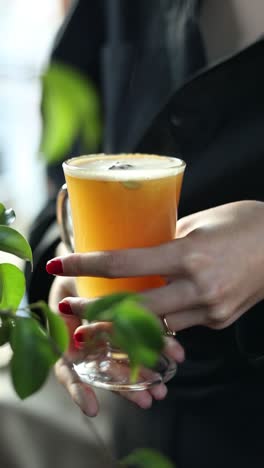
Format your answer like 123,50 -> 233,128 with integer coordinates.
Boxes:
56,184 -> 74,252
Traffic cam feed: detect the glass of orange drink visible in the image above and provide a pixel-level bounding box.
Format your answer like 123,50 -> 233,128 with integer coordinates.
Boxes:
57,154 -> 186,390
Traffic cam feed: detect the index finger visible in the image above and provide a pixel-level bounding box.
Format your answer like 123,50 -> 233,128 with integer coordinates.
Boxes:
46,239 -> 186,278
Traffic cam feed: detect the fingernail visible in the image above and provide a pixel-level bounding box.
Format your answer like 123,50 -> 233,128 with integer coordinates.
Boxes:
46,258 -> 63,275
74,331 -> 85,344
58,301 -> 73,315
166,339 -> 185,363
140,395 -> 152,409
175,346 -> 185,363
154,385 -> 168,400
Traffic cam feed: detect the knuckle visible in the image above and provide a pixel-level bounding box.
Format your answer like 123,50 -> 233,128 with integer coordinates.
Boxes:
70,254 -> 83,274
102,251 -> 125,278
75,298 -> 89,315
78,297 -> 89,308
201,280 -> 229,306
208,320 -> 228,330
206,306 -> 230,329
182,251 -> 211,277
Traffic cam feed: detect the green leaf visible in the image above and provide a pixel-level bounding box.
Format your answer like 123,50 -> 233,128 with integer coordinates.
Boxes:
0,226 -> 32,264
84,292 -> 140,322
30,301 -> 69,353
40,62 -> 101,164
10,317 -> 57,399
129,346 -> 159,369
41,79 -> 80,163
121,448 -> 175,468
0,318 -> 11,345
113,299 -> 164,354
111,300 -> 164,375
0,203 -> 16,225
0,263 -> 25,311
111,320 -> 159,368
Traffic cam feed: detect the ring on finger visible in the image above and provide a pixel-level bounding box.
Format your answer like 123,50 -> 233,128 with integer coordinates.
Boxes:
162,315 -> 176,337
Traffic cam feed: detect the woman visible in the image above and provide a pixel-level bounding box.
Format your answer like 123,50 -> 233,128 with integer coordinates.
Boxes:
35,0 -> 264,466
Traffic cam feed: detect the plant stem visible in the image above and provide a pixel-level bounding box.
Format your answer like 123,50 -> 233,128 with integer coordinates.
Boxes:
130,364 -> 140,384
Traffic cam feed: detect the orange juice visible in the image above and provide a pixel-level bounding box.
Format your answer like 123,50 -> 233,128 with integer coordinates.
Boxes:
63,154 -> 185,297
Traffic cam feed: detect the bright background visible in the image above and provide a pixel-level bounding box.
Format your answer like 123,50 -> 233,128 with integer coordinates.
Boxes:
0,0 -> 65,230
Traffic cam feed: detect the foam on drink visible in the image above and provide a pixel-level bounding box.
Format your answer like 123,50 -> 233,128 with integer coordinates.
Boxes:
63,154 -> 185,181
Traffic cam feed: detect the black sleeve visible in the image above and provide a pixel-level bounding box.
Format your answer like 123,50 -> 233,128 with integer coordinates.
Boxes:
51,0 -> 105,86
25,199 -> 60,304
45,1 -> 105,189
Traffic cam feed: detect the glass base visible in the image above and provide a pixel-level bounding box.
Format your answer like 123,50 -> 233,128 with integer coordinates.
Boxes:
73,348 -> 177,391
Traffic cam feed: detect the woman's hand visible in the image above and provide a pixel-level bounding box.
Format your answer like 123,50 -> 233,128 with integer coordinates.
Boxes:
47,201 -> 264,334
48,274 -> 185,417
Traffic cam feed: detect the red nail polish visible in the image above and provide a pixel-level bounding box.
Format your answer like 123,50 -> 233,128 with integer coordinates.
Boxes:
46,259 -> 63,275
74,331 -> 85,343
58,301 -> 73,315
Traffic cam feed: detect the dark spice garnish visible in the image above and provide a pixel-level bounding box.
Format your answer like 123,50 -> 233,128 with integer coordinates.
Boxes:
109,162 -> 134,170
